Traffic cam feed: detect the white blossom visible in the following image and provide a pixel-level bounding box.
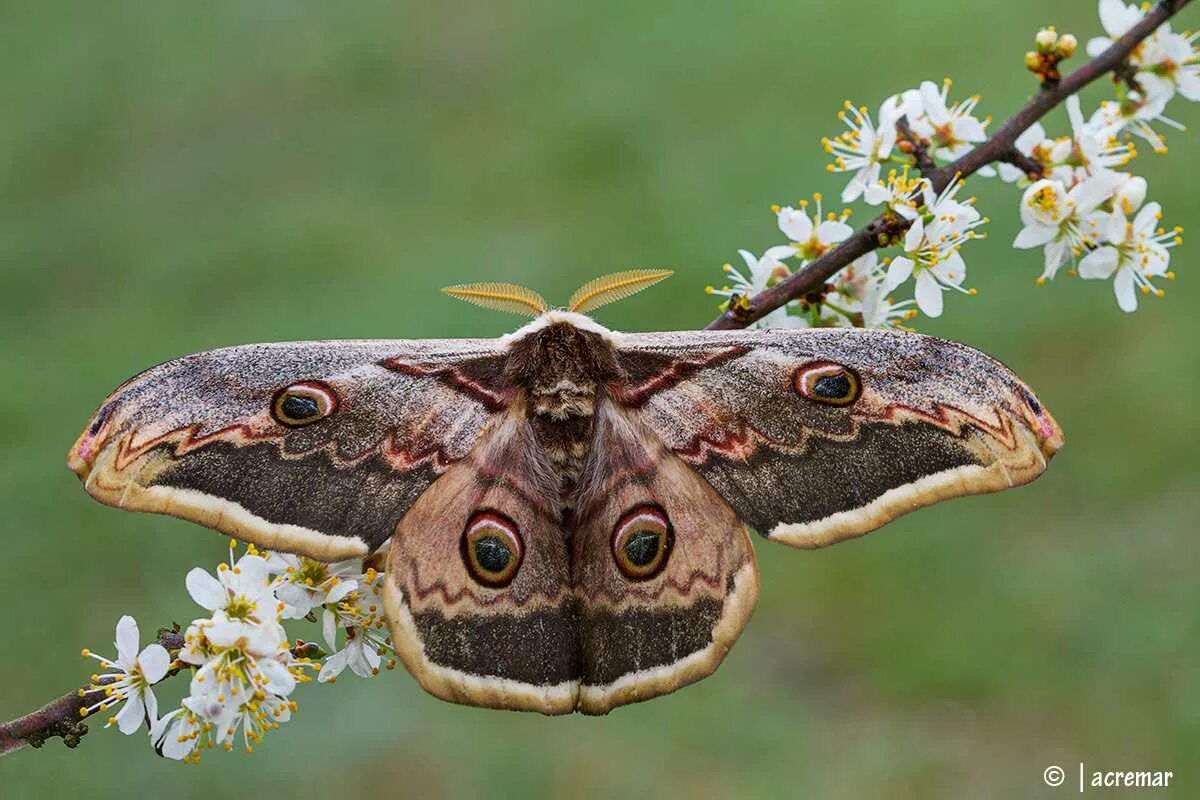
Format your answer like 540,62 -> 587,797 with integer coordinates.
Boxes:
1061,95 -> 1137,182
1012,172 -> 1124,281
318,568 -> 396,682
1136,29 -> 1200,102
863,168 -> 925,220
185,548 -> 287,656
884,179 -> 985,317
80,616 -> 170,735
269,554 -> 361,619
1079,202 -> 1180,311
824,252 -> 915,328
907,79 -> 989,163
1086,0 -> 1146,58
823,95 -> 910,202
1089,94 -> 1181,154
1087,1 -> 1200,103
774,195 -> 853,261
706,247 -> 804,328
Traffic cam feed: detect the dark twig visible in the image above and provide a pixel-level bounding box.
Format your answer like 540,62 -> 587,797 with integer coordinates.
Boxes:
999,147 -> 1045,180
895,116 -> 938,174
706,0 -> 1193,330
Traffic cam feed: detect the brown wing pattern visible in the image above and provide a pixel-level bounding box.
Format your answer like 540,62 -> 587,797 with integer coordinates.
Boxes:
612,328 -> 1063,549
572,402 -> 757,714
383,407 -> 579,714
67,339 -> 510,559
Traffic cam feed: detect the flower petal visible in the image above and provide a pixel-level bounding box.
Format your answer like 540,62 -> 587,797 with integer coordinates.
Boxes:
258,657 -> 297,696
138,643 -> 171,684
1086,36 -> 1113,58
143,687 -> 159,729
326,579 -> 357,605
114,616 -> 140,668
816,220 -> 853,244
914,271 -> 944,317
185,568 -> 226,611
1013,224 -> 1057,249
115,692 -> 145,735
903,218 -> 925,252
1114,266 -> 1138,312
319,648 -> 349,683
778,208 -> 813,242
322,608 -> 339,652
1078,246 -> 1120,279
885,256 -> 914,291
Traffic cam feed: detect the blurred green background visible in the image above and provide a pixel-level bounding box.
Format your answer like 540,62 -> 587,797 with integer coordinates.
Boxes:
3,1 -> 1197,797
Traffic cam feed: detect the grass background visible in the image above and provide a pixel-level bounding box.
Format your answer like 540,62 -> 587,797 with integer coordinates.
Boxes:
2,1 -> 1197,797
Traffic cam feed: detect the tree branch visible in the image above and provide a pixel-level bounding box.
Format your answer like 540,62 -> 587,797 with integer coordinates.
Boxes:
706,0 -> 1193,330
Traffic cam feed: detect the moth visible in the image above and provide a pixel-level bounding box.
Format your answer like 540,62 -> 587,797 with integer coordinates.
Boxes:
67,270 -> 1063,715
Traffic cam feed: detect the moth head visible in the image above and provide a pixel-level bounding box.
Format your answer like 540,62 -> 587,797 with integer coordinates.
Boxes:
441,270 -> 673,319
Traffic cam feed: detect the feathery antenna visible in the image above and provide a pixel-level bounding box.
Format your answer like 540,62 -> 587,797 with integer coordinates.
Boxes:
441,282 -> 549,317
567,269 -> 674,314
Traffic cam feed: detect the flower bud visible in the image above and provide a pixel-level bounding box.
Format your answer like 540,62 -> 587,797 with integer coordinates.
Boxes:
1025,51 -> 1041,70
1035,27 -> 1058,51
1056,33 -> 1077,58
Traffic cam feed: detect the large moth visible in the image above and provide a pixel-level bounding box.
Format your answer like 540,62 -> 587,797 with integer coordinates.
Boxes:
67,271 -> 1063,715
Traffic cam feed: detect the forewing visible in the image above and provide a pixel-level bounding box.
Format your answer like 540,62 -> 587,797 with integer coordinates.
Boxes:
68,338 -> 510,560
612,328 -> 1062,549
572,402 -> 758,714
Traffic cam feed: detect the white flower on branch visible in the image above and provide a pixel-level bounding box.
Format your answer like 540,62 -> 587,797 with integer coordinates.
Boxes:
1079,201 -> 1181,311
1137,29 -> 1200,102
1088,0 -> 1145,53
906,79 -> 990,166
185,548 -> 287,655
79,616 -> 170,735
824,252 -> 916,328
863,167 -> 924,220
884,179 -> 984,317
144,543 -> 314,761
706,247 -> 803,328
1088,0 -> 1200,103
318,568 -> 396,682
1089,93 -> 1180,154
268,554 -> 361,620
774,194 -> 853,262
1061,95 -> 1137,181
823,96 -> 909,202
1012,172 -> 1124,282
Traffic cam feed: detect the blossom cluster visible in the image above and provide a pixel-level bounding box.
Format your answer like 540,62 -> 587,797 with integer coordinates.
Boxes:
79,542 -> 395,763
710,0 -> 1190,327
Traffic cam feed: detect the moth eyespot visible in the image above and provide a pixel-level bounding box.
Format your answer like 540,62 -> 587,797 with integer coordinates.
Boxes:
461,510 -> 524,588
271,381 -> 337,427
794,362 -> 861,406
611,504 -> 673,581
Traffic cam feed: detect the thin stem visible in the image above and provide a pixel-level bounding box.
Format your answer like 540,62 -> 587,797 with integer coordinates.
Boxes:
706,0 -> 1193,330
